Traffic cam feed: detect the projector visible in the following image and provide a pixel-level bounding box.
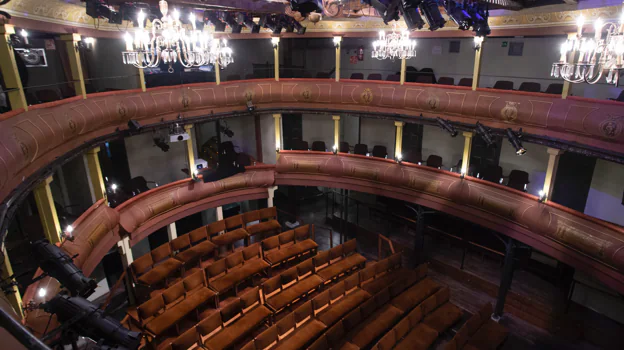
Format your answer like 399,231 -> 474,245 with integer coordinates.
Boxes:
170,132 -> 190,142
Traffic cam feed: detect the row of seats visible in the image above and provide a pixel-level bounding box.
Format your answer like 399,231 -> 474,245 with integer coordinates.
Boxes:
263,239 -> 366,314
162,286 -> 272,350
241,253 -> 419,350
442,303 -> 509,350
130,208 -> 281,297
262,224 -> 318,273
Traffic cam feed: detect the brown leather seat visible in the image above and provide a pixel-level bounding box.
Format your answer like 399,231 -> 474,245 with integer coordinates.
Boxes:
243,207 -> 282,238
317,288 -> 371,327
391,277 -> 441,313
208,244 -> 268,296
263,225 -> 318,268
211,227 -> 249,247
266,274 -> 324,311
314,240 -> 366,282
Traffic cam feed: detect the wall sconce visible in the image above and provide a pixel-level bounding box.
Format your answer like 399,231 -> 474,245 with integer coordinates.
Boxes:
20,29 -> 29,45
192,169 -> 202,182
75,37 -> 94,52
396,153 -> 402,164
271,37 -> 280,49
332,144 -> 338,154
8,29 -> 28,48
333,36 -> 342,48
460,168 -> 466,179
538,190 -> 546,203
474,36 -> 484,51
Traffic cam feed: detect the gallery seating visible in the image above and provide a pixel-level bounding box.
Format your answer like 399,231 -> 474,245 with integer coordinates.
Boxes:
386,74 -> 401,81
372,145 -> 388,158
313,239 -> 367,284
350,73 -> 364,79
339,141 -> 350,153
442,303 -> 509,350
242,207 -> 282,239
544,83 -> 564,95
311,141 -> 327,151
360,255 -> 426,296
426,155 -> 443,169
130,243 -> 184,293
354,143 -> 368,156
262,224 -> 318,273
438,77 -> 455,85
457,78 -> 473,87
518,82 -> 541,92
171,232 -> 217,269
135,270 -> 217,338
368,73 -> 383,80
507,169 -> 530,192
263,258 -> 323,313
493,80 -> 514,90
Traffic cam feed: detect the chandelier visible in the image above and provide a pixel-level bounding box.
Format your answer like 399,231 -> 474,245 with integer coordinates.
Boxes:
121,0 -> 233,72
551,14 -> 624,85
371,29 -> 416,60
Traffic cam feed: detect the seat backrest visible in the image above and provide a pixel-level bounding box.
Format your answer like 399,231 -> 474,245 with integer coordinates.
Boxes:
507,169 -> 530,190
545,83 -> 563,94
518,82 -> 541,92
262,235 -> 280,252
339,141 -> 350,153
189,226 -> 208,245
457,78 -> 473,87
294,224 -> 312,241
170,327 -> 199,350
372,145 -> 387,158
183,270 -> 206,293
344,273 -> 360,292
367,73 -> 382,80
493,80 -> 514,90
359,265 -> 376,284
426,154 -> 443,168
241,286 -> 262,310
171,234 -> 191,252
386,74 -> 400,81
416,75 -> 435,84
481,165 -> 504,183
131,253 -> 154,276
343,239 -> 357,256
162,280 -> 186,305
243,243 -> 262,261
311,141 -> 326,151
313,250 -> 330,268
137,296 -> 165,321
262,275 -> 282,296
354,144 -> 368,155
151,243 -> 172,264
221,298 -> 243,323
225,214 -> 244,230
403,149 -> 422,164
225,251 -> 244,269
294,300 -> 314,324
276,313 -> 296,339
297,258 -> 315,278
254,324 -> 278,349
242,210 -> 261,225
197,312 -> 223,337
206,259 -> 227,279
281,266 -> 298,286
206,221 -> 226,237
329,245 -> 344,261
312,289 -> 330,312
278,229 -> 295,246
350,73 -> 364,79
437,77 -> 455,85
259,206 -> 277,220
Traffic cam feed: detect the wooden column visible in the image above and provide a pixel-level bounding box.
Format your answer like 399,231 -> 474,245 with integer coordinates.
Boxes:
0,24 -> 27,111
333,115 -> 341,149
268,186 -> 278,207
216,207 -> 224,221
461,131 -> 474,174
273,113 -> 282,157
60,34 -> 87,99
215,60 -> 221,85
400,58 -> 407,85
84,147 -> 106,203
184,124 -> 196,174
167,223 -> 177,241
394,121 -> 405,159
334,37 -> 342,82
33,176 -> 61,244
472,42 -> 483,91
273,38 -> 280,81
543,147 -> 563,200
138,68 -> 146,92
1,246 -> 24,318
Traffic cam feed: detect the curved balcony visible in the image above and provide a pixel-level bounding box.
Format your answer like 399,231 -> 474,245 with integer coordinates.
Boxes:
1,79 -> 623,211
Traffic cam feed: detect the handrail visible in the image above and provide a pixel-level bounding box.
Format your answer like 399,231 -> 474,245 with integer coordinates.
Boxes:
378,234 -> 396,261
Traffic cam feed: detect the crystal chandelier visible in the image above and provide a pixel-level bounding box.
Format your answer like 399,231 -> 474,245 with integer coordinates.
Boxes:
551,13 -> 624,85
371,29 -> 416,60
121,0 -> 233,72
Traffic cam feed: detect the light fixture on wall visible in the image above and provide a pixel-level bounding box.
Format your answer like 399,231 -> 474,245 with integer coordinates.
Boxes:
371,29 -> 416,60
473,36 -> 484,50
271,37 -> 280,48
538,189 -> 546,202
20,29 -> 29,45
460,168 -> 466,179
396,153 -> 403,164
551,13 -> 624,86
332,144 -> 338,154
506,128 -> 526,155
436,117 -> 458,137
75,37 -> 95,52
121,1 -> 233,72
333,36 -> 342,48
475,122 -> 495,147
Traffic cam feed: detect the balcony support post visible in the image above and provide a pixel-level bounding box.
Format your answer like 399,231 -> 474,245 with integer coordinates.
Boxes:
0,24 -> 28,111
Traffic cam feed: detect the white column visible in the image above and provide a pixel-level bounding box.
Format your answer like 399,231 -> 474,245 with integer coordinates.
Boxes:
167,223 -> 178,241
543,148 -> 564,199
216,206 -> 224,221
117,235 -> 135,304
267,186 -> 278,207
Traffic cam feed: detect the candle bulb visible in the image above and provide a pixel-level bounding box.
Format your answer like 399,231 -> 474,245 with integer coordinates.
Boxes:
594,18 -> 603,41
577,14 -> 585,37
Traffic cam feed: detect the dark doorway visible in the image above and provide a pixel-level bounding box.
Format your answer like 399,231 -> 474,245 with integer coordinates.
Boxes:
402,123 -> 424,163
551,152 -> 596,212
470,135 -> 503,167
282,114 -> 303,150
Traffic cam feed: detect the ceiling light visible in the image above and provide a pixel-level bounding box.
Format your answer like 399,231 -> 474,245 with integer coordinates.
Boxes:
436,117 -> 458,137
419,0 -> 446,31
333,36 -> 342,48
38,288 -> 46,298
473,36 -> 484,50
372,30 -> 416,60
475,122 -> 495,147
506,128 -> 526,155
271,37 -> 280,48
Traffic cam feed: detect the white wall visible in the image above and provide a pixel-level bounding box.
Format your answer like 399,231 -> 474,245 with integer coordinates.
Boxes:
125,133 -> 188,186
498,142 -> 549,196
421,125 -> 465,169
584,160 -> 624,226
341,115 -> 360,150
302,114 -> 334,148
408,38 -> 474,83
359,118 -> 395,158
261,114 -> 277,164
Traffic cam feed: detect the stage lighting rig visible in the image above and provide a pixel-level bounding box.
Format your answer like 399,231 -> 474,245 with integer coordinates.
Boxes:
262,15 -> 283,35
280,15 -> 307,35
31,239 -> 97,298
236,13 -> 261,34
204,11 -> 226,32
289,0 -> 324,17
506,128 -> 527,155
219,12 -> 242,34
444,0 -> 472,30
436,117 -> 458,137
86,0 -> 122,25
475,122 -> 495,147
467,2 -> 490,37
399,0 -> 425,31
419,0 -> 445,31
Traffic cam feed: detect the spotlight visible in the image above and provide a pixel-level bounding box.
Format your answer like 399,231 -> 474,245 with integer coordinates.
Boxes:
236,13 -> 260,33
436,117 -> 458,137
20,29 -> 29,45
271,37 -> 280,48
204,11 -> 226,32
333,36 -> 342,48
396,153 -> 403,163
246,99 -> 256,112
419,0 -> 446,31
473,36 -> 484,50
281,16 -> 307,35
219,12 -> 242,33
154,137 -> 170,152
460,169 -> 466,179
475,122 -> 495,147
65,225 -> 74,235
400,0 -> 425,31
263,14 -> 283,35
467,2 -> 490,37
31,239 -> 98,298
86,0 -> 122,25
289,0 -> 323,17
506,128 -> 526,155
127,119 -> 141,132
111,183 -> 118,192
444,0 -> 472,30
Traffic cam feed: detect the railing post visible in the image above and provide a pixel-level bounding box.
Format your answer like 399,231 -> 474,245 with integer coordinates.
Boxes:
461,131 -> 474,175
543,148 -> 563,200
472,40 -> 483,91
394,121 -> 405,159
33,176 -> 62,244
84,147 -> 107,203
0,24 -> 28,111
60,34 -> 87,99
334,36 -> 341,82
273,37 -> 280,82
184,124 -> 196,174
333,115 -> 340,150
1,245 -> 24,319
273,114 -> 282,158
267,186 -> 278,208
216,206 -> 224,221
400,57 -> 406,85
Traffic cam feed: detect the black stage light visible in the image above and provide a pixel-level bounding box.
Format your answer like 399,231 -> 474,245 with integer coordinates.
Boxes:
475,122 -> 495,147
436,117 -> 458,137
280,15 -> 307,35
219,13 -> 242,33
289,0 -> 323,17
127,119 -> 141,133
506,128 -> 526,155
204,11 -> 226,32
444,0 -> 471,30
467,2 -> 490,37
154,137 -> 170,152
246,100 -> 256,112
236,13 -> 260,34
419,0 -> 445,31
86,0 -> 122,25
399,0 -> 425,31
262,15 -> 283,35
362,0 -> 399,24
43,294 -> 141,350
31,239 -> 97,298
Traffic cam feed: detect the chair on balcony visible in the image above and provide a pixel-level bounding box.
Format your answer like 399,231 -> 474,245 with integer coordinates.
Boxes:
339,142 -> 350,153
316,72 -> 331,79
403,150 -> 422,164
367,73 -> 382,80
386,74 -> 400,82
354,144 -> 368,156
292,140 -> 309,151
426,155 -> 443,168
372,145 -> 387,158
493,80 -> 514,90
437,77 -> 455,86
350,73 -> 364,80
226,74 -> 241,81
416,75 -> 435,84
507,170 -> 530,192
458,78 -> 473,87
518,82 -> 541,92
545,83 -> 563,95
480,165 -> 504,184
311,141 -> 327,152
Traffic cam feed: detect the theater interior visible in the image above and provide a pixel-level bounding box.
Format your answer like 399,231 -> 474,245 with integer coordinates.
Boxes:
0,0 -> 623,349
